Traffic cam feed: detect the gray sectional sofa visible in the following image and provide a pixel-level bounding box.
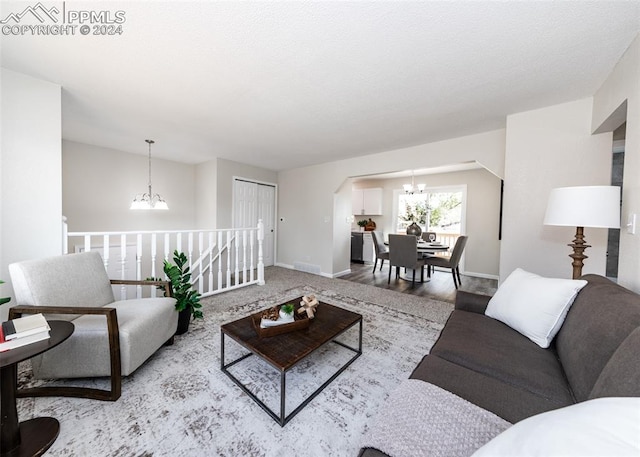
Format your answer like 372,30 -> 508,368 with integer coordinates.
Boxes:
359,274 -> 640,457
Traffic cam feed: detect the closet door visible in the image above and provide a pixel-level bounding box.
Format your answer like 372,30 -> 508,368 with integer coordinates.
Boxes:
233,179 -> 258,229
233,179 -> 275,267
257,184 -> 275,267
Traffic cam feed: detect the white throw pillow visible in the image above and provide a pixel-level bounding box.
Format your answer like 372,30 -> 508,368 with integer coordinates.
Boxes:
485,268 -> 587,348
472,397 -> 640,457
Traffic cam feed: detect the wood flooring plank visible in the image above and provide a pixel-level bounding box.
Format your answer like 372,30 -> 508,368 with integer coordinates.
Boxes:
339,262 -> 497,303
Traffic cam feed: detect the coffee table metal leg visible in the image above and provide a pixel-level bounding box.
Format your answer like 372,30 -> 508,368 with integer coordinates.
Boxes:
221,332 -> 252,371
221,319 -> 363,427
280,371 -> 286,427
281,318 -> 362,426
220,332 -> 224,370
332,318 -> 363,355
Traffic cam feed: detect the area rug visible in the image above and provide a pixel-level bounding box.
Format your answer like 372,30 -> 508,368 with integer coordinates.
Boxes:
17,284 -> 446,457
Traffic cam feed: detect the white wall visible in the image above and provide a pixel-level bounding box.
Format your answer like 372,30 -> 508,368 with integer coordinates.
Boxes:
1,69 -> 62,320
278,129 -> 506,277
352,167 -> 502,278
215,158 -> 278,229
592,34 -> 640,292
63,140 -> 196,232
500,98 -> 613,280
195,159 -> 217,229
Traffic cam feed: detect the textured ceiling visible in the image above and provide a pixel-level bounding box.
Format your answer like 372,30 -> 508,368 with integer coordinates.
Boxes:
2,1 -> 640,170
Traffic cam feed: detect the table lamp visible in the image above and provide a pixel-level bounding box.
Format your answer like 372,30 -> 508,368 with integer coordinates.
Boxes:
543,186 -> 621,279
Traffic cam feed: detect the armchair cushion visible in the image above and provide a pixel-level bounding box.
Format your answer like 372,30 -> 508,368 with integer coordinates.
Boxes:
31,297 -> 177,378
9,251 -> 115,321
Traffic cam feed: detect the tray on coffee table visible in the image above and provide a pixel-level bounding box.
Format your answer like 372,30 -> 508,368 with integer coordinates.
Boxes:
251,300 -> 311,338
220,299 -> 363,426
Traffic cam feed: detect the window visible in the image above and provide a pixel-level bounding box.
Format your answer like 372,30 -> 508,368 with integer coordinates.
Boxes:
394,186 -> 465,234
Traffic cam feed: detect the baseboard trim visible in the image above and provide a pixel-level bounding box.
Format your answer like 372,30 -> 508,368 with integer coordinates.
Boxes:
429,267 -> 498,281
331,269 -> 351,278
461,270 -> 499,280
274,262 -> 351,279
277,262 -> 498,281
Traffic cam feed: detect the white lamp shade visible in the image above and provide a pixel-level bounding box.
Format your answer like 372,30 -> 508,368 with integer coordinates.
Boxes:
154,200 -> 169,210
544,186 -> 621,229
130,200 -> 147,210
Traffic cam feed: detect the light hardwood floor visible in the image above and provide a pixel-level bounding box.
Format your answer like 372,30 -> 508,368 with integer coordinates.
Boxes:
339,261 -> 498,303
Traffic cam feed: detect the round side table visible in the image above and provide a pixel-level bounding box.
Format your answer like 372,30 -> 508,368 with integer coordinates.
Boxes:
0,320 -> 74,457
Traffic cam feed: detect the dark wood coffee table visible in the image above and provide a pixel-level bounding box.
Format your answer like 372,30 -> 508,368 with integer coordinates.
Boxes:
220,299 -> 362,426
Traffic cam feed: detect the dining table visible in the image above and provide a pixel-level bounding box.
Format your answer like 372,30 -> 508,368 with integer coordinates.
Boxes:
416,240 -> 450,255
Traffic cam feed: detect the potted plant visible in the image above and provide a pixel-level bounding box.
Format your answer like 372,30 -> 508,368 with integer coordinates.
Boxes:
0,280 -> 10,306
279,303 -> 295,322
357,219 -> 368,231
162,251 -> 203,335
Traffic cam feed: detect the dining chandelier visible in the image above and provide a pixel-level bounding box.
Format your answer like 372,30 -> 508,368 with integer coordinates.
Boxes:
403,171 -> 425,194
130,139 -> 169,210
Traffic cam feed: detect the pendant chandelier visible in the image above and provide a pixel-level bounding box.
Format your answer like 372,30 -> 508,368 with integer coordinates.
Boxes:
130,139 -> 169,210
403,170 -> 425,194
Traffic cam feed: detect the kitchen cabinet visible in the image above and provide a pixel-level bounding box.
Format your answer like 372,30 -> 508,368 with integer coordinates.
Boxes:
351,232 -> 375,264
351,232 -> 363,263
363,232 -> 374,263
352,188 -> 383,215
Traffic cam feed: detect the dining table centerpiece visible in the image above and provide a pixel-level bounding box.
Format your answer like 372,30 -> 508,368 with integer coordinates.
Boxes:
406,222 -> 422,237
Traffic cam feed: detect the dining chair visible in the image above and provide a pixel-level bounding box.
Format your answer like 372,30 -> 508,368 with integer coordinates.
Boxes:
388,234 -> 428,288
421,232 -> 437,243
371,231 -> 390,273
420,232 -> 438,274
424,235 -> 469,289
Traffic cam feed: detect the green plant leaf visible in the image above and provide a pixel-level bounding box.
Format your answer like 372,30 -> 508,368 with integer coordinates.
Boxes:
162,251 -> 203,320
281,303 -> 295,314
0,279 -> 10,306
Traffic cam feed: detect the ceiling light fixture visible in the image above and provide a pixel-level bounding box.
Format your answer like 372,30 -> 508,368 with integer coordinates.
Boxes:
403,171 -> 425,194
130,139 -> 169,210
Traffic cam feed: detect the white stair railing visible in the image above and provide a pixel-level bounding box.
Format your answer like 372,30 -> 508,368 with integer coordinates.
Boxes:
62,217 -> 265,299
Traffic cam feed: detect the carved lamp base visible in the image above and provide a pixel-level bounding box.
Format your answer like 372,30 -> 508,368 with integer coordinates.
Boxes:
568,226 -> 591,280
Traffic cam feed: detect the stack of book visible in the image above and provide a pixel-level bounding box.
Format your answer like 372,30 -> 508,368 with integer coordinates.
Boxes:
0,313 -> 51,352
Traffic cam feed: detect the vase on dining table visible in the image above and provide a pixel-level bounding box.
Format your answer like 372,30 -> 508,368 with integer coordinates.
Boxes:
406,222 -> 422,237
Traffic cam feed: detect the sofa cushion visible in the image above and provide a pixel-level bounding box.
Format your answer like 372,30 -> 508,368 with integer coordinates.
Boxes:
430,310 -> 574,404
589,327 -> 640,399
455,290 -> 491,314
556,274 -> 640,401
485,268 -> 587,348
410,355 -> 573,423
472,397 -> 640,457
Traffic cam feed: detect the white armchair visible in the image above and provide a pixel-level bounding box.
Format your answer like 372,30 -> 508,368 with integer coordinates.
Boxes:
8,251 -> 178,401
